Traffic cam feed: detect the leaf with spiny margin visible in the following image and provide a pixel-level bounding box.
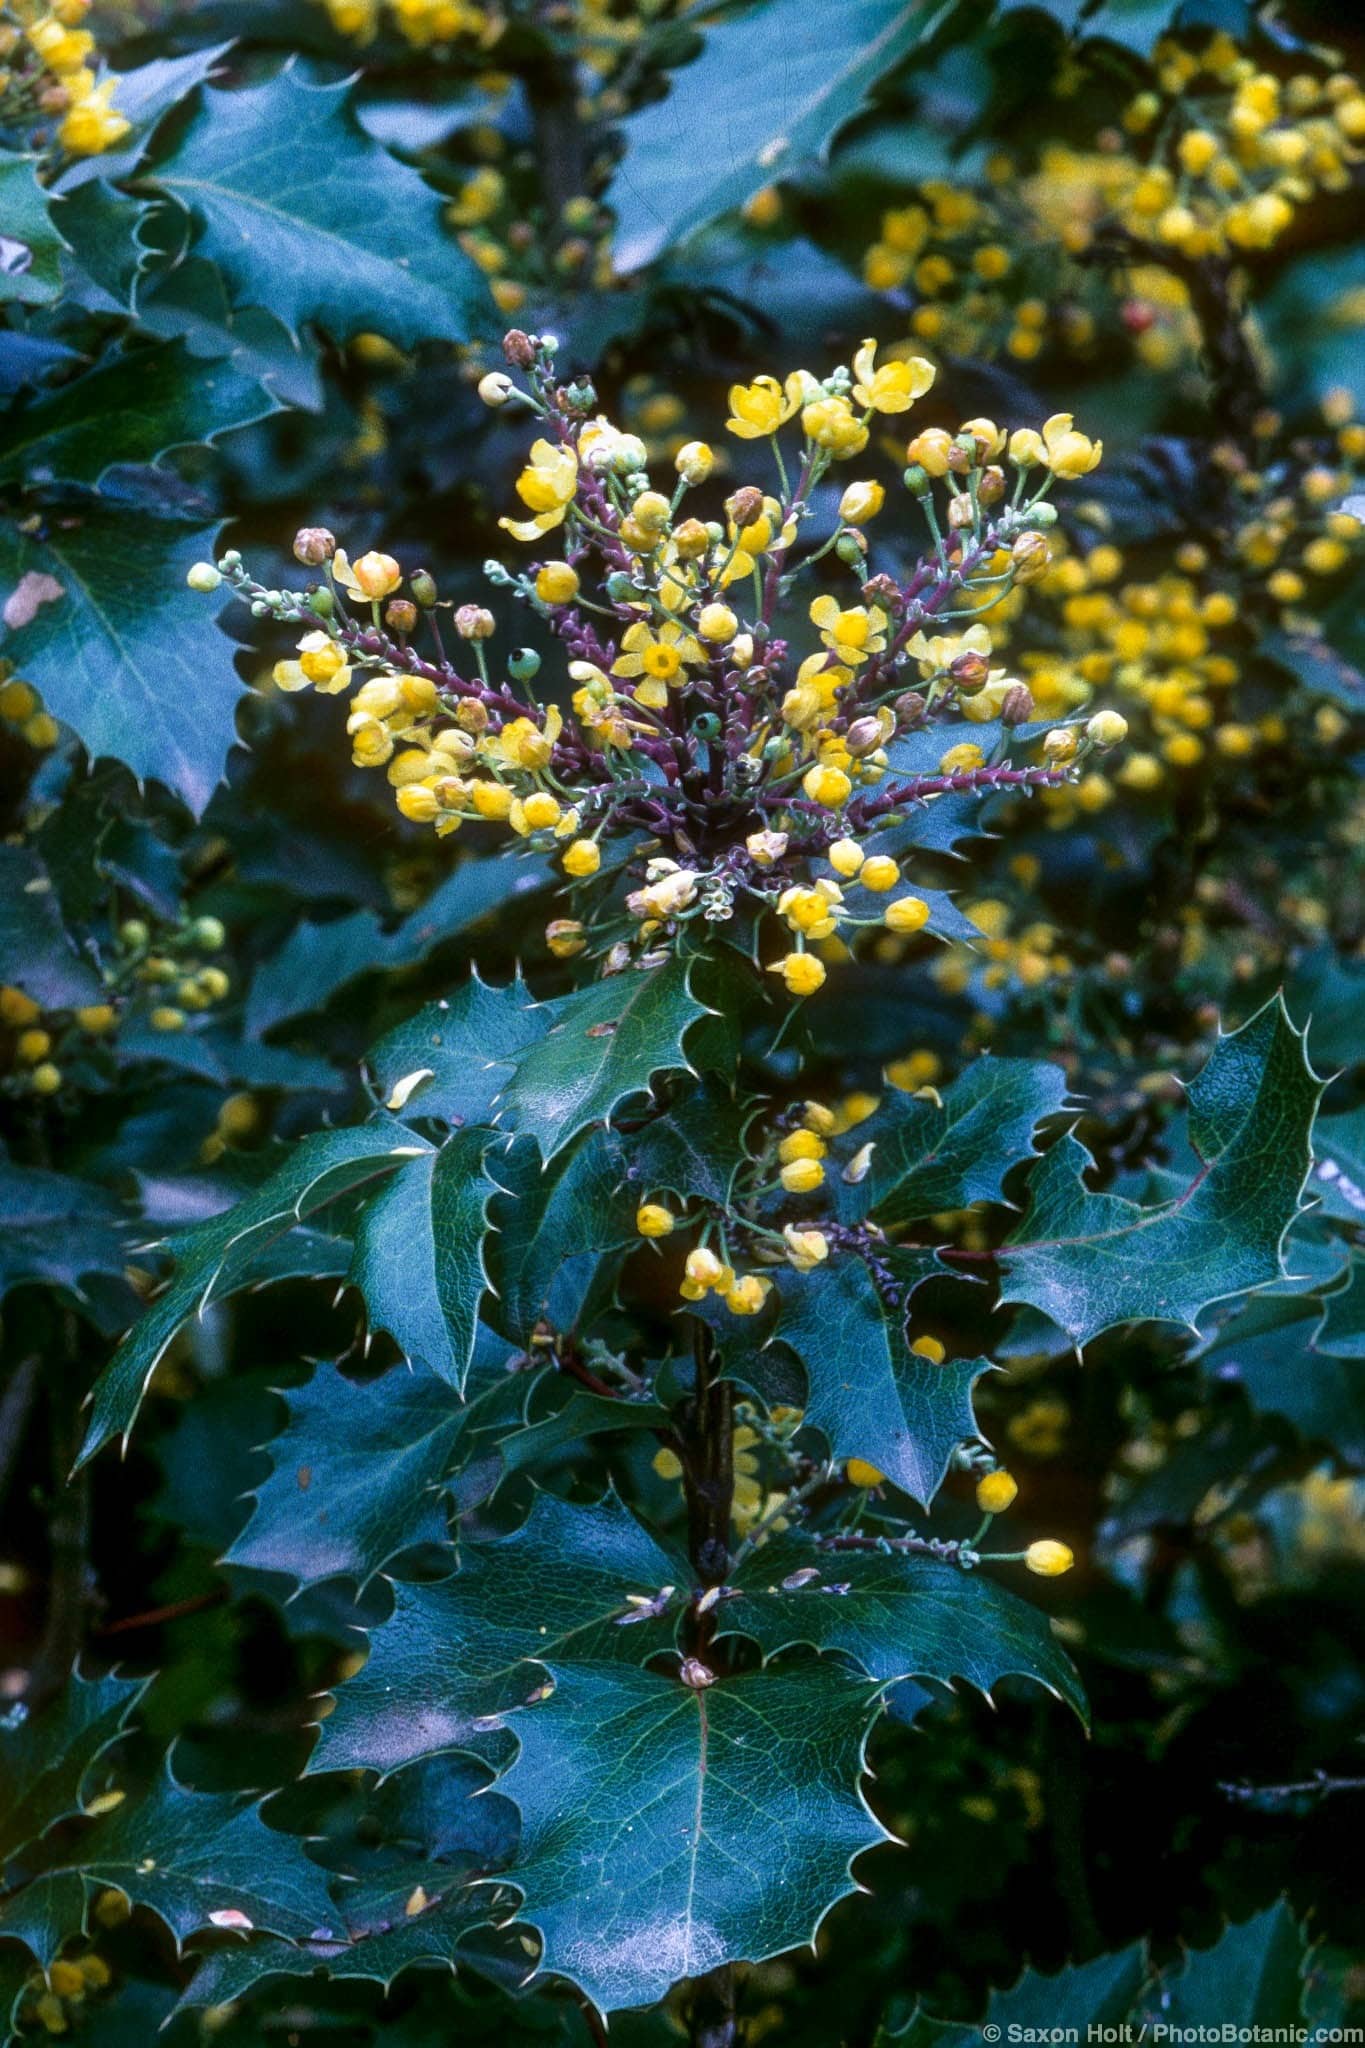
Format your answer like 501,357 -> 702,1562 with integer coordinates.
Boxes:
609,0 -> 945,272
313,1491 -> 682,1778
1317,1251 -> 1365,1357
79,1124 -> 420,1465
369,973 -> 546,1128
723,1536 -> 1084,1719
0,1670 -> 149,1867
882,1944 -> 1148,2046
837,1057 -> 1069,1228
0,1872 -> 85,1970
501,1657 -> 890,2013
1198,1294 -> 1365,1465
494,954 -> 710,1161
34,1766 -> 336,1947
144,68 -> 488,346
1311,1105 -> 1365,1223
1137,1902 -> 1308,2031
225,1361 -> 464,1592
0,845 -> 102,1008
484,1131 -> 637,1346
348,1128 -> 495,1391
0,1162 -> 130,1310
0,507 -> 243,816
775,1259 -> 986,1508
617,1078 -> 760,1208
0,158 -> 67,307
996,999 -> 1322,1348
0,341 -> 277,490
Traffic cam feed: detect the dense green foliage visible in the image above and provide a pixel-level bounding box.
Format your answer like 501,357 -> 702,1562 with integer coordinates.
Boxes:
1,0 -> 1363,2042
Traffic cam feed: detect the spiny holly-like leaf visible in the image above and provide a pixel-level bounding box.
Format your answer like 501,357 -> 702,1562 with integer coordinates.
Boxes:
349,1129 -> 496,1392
0,1162 -> 129,1310
995,999 -> 1323,1348
724,1536 -> 1084,1719
1199,1295 -> 1365,1465
0,157 -> 67,307
610,0 -> 945,271
484,1131 -> 637,1347
79,1124 -> 421,1465
145,68 -> 489,346
494,954 -> 711,1161
35,1766 -> 337,1948
369,972 -> 546,1129
618,1078 -> 761,1207
837,1057 -> 1069,1228
225,1361 -> 465,1592
178,1882 -> 502,2009
313,1491 -> 682,1778
501,1658 -> 891,2013
885,1944 -> 1148,2046
0,1870 -> 85,1970
0,507 -> 244,816
1136,1902 -> 1308,2030
1317,1251 -> 1365,1358
0,1669 -> 149,1866
776,1259 -> 986,1507
0,843 -> 103,1008
1311,1105 -> 1365,1225
0,341 -> 277,490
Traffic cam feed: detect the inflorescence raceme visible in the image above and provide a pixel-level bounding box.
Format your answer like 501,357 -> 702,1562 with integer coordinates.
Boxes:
192,331 -> 1125,997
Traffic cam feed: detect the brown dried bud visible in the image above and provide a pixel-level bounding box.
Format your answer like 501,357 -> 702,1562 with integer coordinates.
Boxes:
293,527 -> 336,566
1000,682 -> 1035,726
947,436 -> 978,475
454,604 -> 495,641
893,690 -> 927,731
1011,531 -> 1051,582
37,83 -> 70,113
949,650 -> 990,694
977,464 -> 1006,505
454,698 -> 489,734
502,328 -> 536,368
680,1658 -> 717,1691
725,486 -> 765,529
860,573 -> 901,612
385,598 -> 419,634
673,518 -> 711,560
947,492 -> 975,529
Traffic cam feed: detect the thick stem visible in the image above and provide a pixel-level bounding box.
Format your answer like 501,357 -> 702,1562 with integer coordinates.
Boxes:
683,1325 -> 734,1593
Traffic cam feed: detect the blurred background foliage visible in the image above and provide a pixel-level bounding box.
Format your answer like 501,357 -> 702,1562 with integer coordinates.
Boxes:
1,0 -> 1364,2038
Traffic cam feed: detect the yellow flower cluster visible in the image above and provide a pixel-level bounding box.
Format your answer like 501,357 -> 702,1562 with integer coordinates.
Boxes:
201,333 -> 1115,1005
314,0 -> 490,48
0,669 -> 58,750
0,1 -> 130,155
17,1950 -> 113,2039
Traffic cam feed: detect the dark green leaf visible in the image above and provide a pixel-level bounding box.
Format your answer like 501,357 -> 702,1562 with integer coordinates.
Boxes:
369,973 -> 546,1128
1139,1903 -> 1307,2030
0,508 -> 244,816
145,69 -> 489,346
839,1057 -> 1069,1228
314,1490 -> 682,1776
619,1078 -> 760,1207
0,341 -> 278,490
484,1131 -> 636,1346
997,999 -> 1323,1346
0,158 -> 67,307
725,1535 -> 1084,1717
502,1658 -> 890,2012
0,1162 -> 129,1310
79,1124 -> 421,1465
495,955 -> 710,1161
349,1129 -> 495,1392
0,1670 -> 149,1867
610,0 -> 945,271
226,1361 -> 465,1591
0,845 -> 102,1008
777,1259 -> 986,1507
1201,1294 -> 1365,1464
1311,1105 -> 1365,1225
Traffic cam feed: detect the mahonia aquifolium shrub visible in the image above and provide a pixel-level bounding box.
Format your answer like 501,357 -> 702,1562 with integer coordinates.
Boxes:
3,0 -> 1365,2041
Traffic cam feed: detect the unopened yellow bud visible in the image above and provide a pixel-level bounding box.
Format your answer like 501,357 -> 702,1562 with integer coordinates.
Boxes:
976,1469 -> 1018,1514
637,1202 -> 676,1237
1025,1539 -> 1074,1577
884,896 -> 930,935
846,1458 -> 885,1489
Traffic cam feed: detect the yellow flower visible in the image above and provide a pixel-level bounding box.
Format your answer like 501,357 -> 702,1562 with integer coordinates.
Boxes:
780,1155 -> 825,1194
1025,1539 -> 1074,1577
536,561 -> 579,604
562,838 -> 601,878
938,743 -> 986,773
809,595 -> 886,669
801,396 -> 868,457
273,631 -> 352,695
724,1274 -> 773,1315
57,78 -> 131,155
846,1458 -> 885,1488
777,882 -> 843,939
487,705 -> 562,770
802,764 -> 852,808
884,896 -> 930,934
332,549 -> 402,602
725,373 -> 806,439
851,340 -> 936,415
637,1202 -> 676,1237
611,619 -> 706,704
499,437 -> 579,541
1041,413 -> 1103,478
976,1470 -> 1019,1514
770,952 -> 826,996
839,480 -> 885,524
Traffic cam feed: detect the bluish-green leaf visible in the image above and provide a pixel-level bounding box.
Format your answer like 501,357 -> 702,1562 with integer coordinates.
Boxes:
484,1130 -> 637,1346
997,999 -> 1323,1347
776,1258 -> 986,1506
0,1669 -> 149,1867
0,158 -> 67,307
145,68 -> 489,346
349,1128 -> 495,1391
369,972 -> 546,1128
